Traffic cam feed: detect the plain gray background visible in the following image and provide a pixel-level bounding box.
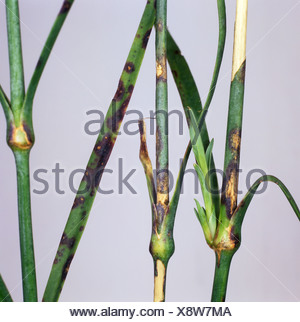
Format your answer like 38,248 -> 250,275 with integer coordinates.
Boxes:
0,0 -> 300,302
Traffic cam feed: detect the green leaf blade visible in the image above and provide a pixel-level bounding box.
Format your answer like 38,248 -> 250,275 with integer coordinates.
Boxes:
43,0 -> 156,302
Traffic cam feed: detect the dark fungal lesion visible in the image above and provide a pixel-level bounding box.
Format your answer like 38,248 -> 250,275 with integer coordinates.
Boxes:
138,119 -> 144,136
228,128 -> 241,159
154,260 -> 159,277
156,58 -> 167,83
106,96 -> 132,133
53,249 -> 65,264
72,196 -> 85,209
142,29 -> 152,49
156,75 -> 167,83
61,254 -> 74,282
124,62 -> 135,73
156,21 -> 163,32
7,122 -> 14,144
155,203 -> 165,227
235,60 -> 246,83
93,134 -> 114,157
220,128 -> 242,219
156,170 -> 168,196
84,134 -> 118,192
22,122 -> 34,145
57,250 -> 64,258
59,0 -> 72,15
36,57 -> 43,69
86,135 -> 117,188
81,211 -> 87,220
229,226 -> 240,249
221,161 -> 238,220
127,84 -> 134,94
113,80 -> 125,102
171,69 -> 178,78
60,232 -> 76,249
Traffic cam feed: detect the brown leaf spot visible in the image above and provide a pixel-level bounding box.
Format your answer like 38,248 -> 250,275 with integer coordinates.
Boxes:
113,80 -> 125,102
142,29 -> 152,49
230,226 -> 240,248
81,211 -> 87,220
72,196 -> 85,209
221,162 -> 238,219
61,254 -> 74,282
229,128 -> 241,161
60,233 -> 76,249
127,84 -> 134,94
106,96 -> 131,133
124,62 -> 135,73
59,0 -> 72,15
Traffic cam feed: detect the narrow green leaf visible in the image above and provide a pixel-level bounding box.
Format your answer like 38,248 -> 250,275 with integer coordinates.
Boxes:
205,138 -> 214,169
194,163 -> 206,187
232,175 -> 300,229
23,0 -> 75,123
43,0 -> 156,302
204,0 -> 226,110
167,0 -> 226,218
0,85 -> 13,123
194,200 -> 212,244
194,163 -> 216,236
166,31 -> 202,120
188,108 -> 207,171
0,274 -> 13,302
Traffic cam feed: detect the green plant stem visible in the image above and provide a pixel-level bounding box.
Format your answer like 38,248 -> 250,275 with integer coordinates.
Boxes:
151,0 -> 171,303
0,275 -> 13,302
23,0 -> 75,123
2,0 -> 74,303
220,0 -> 248,222
5,0 -> 25,124
155,0 -> 169,206
219,61 -> 246,222
14,150 -> 37,302
211,251 -> 234,302
211,175 -> 300,302
210,0 -> 248,302
43,0 -> 156,302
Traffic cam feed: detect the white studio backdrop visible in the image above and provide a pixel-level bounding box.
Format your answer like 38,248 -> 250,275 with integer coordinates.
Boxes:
0,0 -> 299,301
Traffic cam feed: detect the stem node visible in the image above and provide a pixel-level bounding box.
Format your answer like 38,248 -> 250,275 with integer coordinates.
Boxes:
8,123 -> 34,151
